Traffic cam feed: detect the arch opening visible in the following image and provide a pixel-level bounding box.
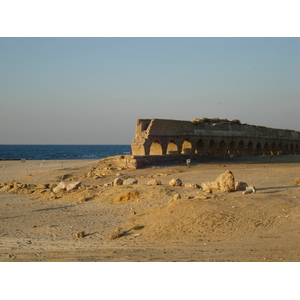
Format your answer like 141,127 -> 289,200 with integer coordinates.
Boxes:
167,141 -> 179,155
149,141 -> 163,155
208,140 -> 217,155
195,139 -> 205,154
181,139 -> 193,154
219,140 -> 227,157
238,141 -> 245,156
247,141 -> 254,155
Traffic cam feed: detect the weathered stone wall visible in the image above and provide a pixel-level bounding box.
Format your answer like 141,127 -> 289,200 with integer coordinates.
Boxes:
131,118 -> 300,157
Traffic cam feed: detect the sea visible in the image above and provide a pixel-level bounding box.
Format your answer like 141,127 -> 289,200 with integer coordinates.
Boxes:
0,145 -> 132,160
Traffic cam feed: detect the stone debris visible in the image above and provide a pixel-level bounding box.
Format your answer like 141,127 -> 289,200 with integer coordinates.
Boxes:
169,193 -> 181,202
147,179 -> 162,186
108,227 -> 124,240
104,182 -> 113,187
235,182 -> 248,191
75,231 -> 85,238
123,178 -> 138,185
0,185 -> 11,192
294,178 -> 300,186
169,178 -> 182,187
184,183 -> 200,189
113,177 -> 123,186
52,182 -> 67,193
201,182 -> 218,192
66,181 -> 82,192
216,170 -> 235,192
242,186 -> 256,195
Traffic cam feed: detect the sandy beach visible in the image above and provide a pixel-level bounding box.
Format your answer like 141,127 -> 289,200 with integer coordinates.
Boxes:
0,156 -> 299,262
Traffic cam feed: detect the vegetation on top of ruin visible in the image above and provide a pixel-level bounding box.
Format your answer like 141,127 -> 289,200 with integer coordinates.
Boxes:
191,118 -> 241,125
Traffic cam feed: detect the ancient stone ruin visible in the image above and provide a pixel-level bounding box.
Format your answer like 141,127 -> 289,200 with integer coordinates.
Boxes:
118,118 -> 300,169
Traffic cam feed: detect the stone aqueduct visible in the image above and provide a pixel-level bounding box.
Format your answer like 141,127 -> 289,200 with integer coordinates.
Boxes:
131,119 -> 300,157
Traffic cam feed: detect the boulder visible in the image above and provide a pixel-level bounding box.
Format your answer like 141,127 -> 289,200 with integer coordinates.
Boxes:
147,179 -> 162,186
235,182 -> 248,191
52,181 -> 67,193
0,185 -> 11,192
184,183 -> 200,189
242,186 -> 256,195
169,178 -> 182,187
172,193 -> 181,200
216,170 -> 235,192
294,178 -> 300,186
66,181 -> 82,192
123,178 -> 138,185
113,178 -> 123,186
201,182 -> 218,192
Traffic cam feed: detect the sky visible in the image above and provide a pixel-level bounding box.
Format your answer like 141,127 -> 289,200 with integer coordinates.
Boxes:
0,37 -> 299,144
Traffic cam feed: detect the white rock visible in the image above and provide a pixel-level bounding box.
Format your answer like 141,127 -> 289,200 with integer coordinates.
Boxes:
66,181 -> 82,191
147,179 -> 162,186
114,178 -> 123,186
169,178 -> 182,186
123,178 -> 138,185
52,182 -> 67,193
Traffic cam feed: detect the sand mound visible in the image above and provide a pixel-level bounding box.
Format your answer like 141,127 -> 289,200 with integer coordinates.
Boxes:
123,195 -> 297,241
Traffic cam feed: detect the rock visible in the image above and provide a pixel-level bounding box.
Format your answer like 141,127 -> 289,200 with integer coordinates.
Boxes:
242,186 -> 256,194
147,179 -> 162,186
194,194 -> 209,200
108,227 -> 123,240
235,182 -> 248,191
216,170 -> 235,192
37,184 -> 50,190
169,178 -> 182,186
75,231 -> 85,238
66,181 -> 82,192
0,185 -> 11,192
52,182 -> 67,193
294,178 -> 300,186
184,183 -> 200,189
78,196 -> 87,203
114,191 -> 140,202
201,182 -> 218,192
123,178 -> 138,185
27,184 -> 37,189
114,178 -> 123,186
172,193 -> 181,201
104,182 -> 113,187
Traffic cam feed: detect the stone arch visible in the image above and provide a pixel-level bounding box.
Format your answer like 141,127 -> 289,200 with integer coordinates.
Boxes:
255,143 -> 263,155
167,140 -> 179,155
149,140 -> 163,155
195,139 -> 206,154
219,140 -> 227,157
278,143 -> 283,155
228,141 -> 235,155
181,139 -> 193,154
263,143 -> 270,155
271,142 -> 276,155
290,144 -> 295,154
208,140 -> 217,155
238,141 -> 245,156
246,141 -> 254,155
283,143 -> 289,154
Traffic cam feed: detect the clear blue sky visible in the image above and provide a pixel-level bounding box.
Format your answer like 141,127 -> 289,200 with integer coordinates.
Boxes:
1,37 -> 299,144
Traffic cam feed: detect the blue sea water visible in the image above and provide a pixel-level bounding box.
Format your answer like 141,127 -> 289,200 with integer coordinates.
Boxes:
0,145 -> 132,160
